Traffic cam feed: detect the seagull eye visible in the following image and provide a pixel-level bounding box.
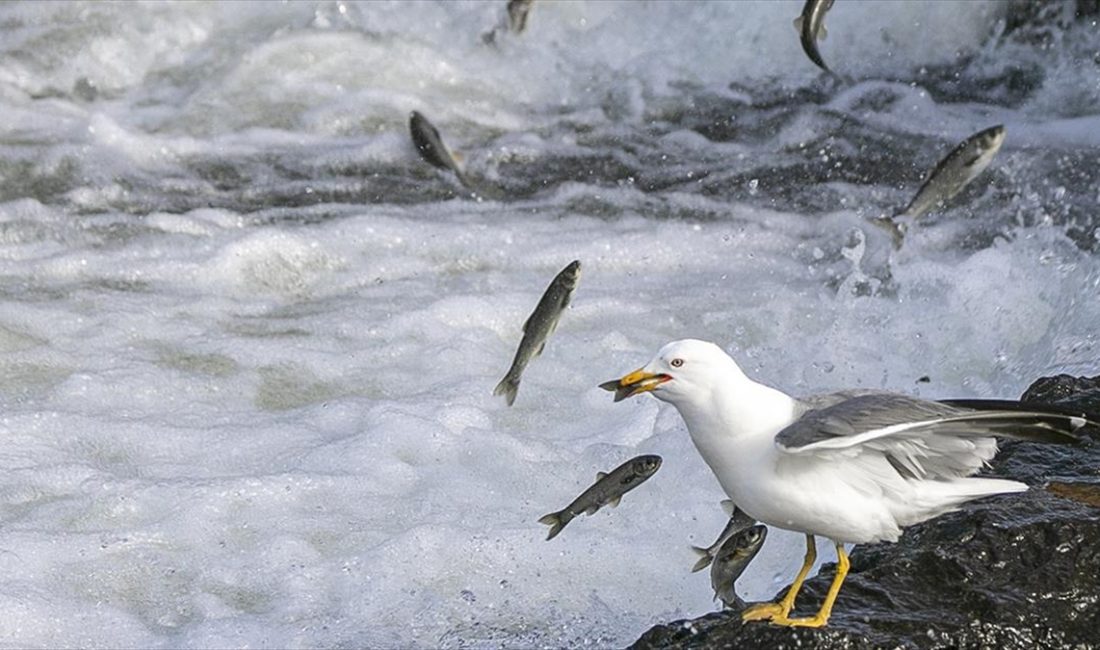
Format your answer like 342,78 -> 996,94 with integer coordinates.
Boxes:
670,358 -> 684,368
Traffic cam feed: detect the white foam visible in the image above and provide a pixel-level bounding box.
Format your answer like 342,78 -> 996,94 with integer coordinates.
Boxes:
0,2 -> 1098,648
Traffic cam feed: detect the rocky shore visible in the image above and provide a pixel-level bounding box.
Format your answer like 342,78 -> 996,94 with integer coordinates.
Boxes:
632,375 -> 1100,650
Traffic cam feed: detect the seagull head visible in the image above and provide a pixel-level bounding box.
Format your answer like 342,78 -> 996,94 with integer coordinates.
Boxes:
600,339 -> 742,405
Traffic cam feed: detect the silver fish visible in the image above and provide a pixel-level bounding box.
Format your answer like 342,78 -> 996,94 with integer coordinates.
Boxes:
599,374 -> 665,403
539,454 -> 662,541
494,260 -> 581,406
408,110 -> 472,189
710,524 -> 767,610
482,0 -> 534,46
794,0 -> 835,73
897,124 -> 1006,220
874,125 -> 1007,247
507,0 -> 534,33
690,500 -> 756,573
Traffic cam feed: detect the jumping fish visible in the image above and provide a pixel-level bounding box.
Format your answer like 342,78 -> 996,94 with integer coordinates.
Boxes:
507,0 -> 534,33
482,0 -> 535,45
710,524 -> 768,610
690,500 -> 757,573
897,124 -> 1006,220
794,0 -> 835,73
875,125 -> 1006,246
494,260 -> 581,406
539,454 -> 662,540
408,110 -> 472,189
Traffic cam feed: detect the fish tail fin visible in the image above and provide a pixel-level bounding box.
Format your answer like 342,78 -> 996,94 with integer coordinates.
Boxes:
690,546 -> 712,573
453,168 -> 473,190
494,375 -> 520,406
870,216 -> 906,249
538,511 -> 567,540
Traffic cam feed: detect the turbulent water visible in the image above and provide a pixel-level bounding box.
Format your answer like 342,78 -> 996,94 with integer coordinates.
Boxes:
1,1 -> 1098,647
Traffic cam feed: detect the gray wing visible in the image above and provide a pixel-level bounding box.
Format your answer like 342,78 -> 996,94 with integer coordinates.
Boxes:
796,389 -> 893,412
776,393 -> 1086,479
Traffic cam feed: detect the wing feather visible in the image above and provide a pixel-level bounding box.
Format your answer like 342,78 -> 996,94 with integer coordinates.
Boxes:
776,393 -> 1086,481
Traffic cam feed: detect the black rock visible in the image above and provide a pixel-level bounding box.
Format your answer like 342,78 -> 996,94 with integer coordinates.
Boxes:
631,375 -> 1100,650
1022,374 -> 1100,412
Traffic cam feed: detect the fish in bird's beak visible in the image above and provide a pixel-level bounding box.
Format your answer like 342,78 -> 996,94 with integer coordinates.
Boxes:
599,369 -> 671,402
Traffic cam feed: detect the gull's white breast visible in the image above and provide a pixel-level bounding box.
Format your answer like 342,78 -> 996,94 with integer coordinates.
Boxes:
671,379 -> 909,543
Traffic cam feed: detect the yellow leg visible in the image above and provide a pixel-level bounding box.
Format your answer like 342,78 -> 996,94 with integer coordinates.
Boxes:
742,533 -> 816,622
769,541 -> 850,628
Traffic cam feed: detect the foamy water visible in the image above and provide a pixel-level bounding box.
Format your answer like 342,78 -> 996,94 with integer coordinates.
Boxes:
1,1 -> 1098,647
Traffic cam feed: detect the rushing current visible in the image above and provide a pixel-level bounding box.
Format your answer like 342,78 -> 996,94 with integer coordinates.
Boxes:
1,1 -> 1098,647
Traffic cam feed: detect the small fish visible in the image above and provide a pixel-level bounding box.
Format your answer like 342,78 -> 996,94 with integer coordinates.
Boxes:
897,125 -> 1006,220
507,0 -> 534,33
598,373 -> 664,404
482,0 -> 534,46
539,454 -> 662,540
494,260 -> 581,406
690,500 -> 756,573
408,110 -> 472,189
710,524 -> 768,610
875,125 -> 1006,247
794,0 -> 835,73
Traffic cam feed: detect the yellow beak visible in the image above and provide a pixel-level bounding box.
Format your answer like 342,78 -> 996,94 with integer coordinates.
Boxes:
598,368 -> 671,402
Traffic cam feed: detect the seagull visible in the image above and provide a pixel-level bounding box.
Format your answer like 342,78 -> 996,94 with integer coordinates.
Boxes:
601,339 -> 1093,627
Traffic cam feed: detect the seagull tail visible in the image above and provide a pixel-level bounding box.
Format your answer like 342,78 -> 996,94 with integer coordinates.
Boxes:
951,477 -> 1028,497
494,375 -> 520,406
922,476 -> 1027,510
901,477 -> 1027,528
538,511 -> 568,541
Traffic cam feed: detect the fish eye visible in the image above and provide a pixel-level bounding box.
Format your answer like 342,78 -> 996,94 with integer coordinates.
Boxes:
670,358 -> 684,368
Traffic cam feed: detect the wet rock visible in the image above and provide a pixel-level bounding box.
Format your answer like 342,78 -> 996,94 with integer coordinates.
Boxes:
631,375 -> 1100,650
1004,0 -> 1100,39
1022,374 -> 1100,411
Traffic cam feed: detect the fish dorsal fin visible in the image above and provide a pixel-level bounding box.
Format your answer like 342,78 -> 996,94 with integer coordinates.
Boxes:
596,471 -> 608,481
793,15 -> 803,33
521,312 -> 533,334
608,495 -> 622,508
